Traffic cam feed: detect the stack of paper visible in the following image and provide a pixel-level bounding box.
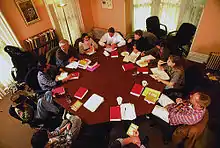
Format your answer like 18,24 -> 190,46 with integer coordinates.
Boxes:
120,103 -> 136,120
65,61 -> 79,69
83,94 -> 104,112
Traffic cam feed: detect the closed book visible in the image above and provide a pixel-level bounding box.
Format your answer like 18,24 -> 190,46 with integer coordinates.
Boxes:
137,67 -> 149,74
111,50 -> 118,58
142,87 -> 161,104
69,72 -> 80,80
126,123 -> 139,137
110,106 -> 121,121
74,87 -> 88,100
71,100 -> 83,111
83,94 -> 104,112
52,86 -> 65,97
122,63 -> 135,71
130,84 -> 144,97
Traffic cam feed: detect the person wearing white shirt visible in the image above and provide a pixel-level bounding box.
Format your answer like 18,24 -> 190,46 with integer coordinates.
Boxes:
99,27 -> 126,49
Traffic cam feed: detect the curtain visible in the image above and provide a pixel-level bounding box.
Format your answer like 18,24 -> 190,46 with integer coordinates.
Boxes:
133,0 -> 205,31
44,0 -> 84,44
0,12 -> 20,89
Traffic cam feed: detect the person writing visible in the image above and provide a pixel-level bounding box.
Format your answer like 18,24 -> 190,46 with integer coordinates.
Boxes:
79,33 -> 98,54
99,27 -> 126,49
56,39 -> 79,67
127,30 -> 150,55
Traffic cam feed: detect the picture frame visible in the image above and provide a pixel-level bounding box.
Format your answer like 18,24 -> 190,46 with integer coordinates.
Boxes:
101,0 -> 113,9
15,0 -> 40,25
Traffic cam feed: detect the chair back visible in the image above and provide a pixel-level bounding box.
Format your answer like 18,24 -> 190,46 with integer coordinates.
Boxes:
146,16 -> 160,37
74,37 -> 83,53
176,23 -> 196,46
24,67 -> 41,91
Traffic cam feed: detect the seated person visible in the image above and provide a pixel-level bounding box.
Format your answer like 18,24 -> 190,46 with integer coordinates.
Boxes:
151,92 -> 211,142
127,30 -> 150,55
79,33 -> 98,54
37,57 -> 72,91
99,27 -> 126,49
31,114 -> 82,148
109,122 -> 149,148
153,55 -> 185,90
56,39 -> 79,67
142,40 -> 170,61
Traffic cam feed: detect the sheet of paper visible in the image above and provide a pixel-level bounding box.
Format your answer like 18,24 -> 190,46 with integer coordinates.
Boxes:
120,103 -> 136,120
141,55 -> 156,61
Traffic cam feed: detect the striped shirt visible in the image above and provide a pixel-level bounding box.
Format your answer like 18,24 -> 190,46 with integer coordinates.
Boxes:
166,101 -> 205,126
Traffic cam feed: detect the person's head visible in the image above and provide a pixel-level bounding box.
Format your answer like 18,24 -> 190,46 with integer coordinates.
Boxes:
31,129 -> 49,148
134,30 -> 143,40
59,39 -> 70,52
167,55 -> 182,68
38,56 -> 50,73
81,33 -> 90,42
108,27 -> 115,37
190,92 -> 211,110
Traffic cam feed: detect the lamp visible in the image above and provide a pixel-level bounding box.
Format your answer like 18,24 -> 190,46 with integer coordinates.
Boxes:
58,3 -> 73,45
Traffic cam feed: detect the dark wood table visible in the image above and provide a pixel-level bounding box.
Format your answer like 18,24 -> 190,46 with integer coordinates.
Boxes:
54,46 -> 165,125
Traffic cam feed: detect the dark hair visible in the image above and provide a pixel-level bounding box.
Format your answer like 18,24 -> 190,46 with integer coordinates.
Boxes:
169,55 -> 182,70
134,30 -> 143,37
38,56 -> 47,69
108,27 -> 115,33
31,129 -> 49,148
81,33 -> 89,39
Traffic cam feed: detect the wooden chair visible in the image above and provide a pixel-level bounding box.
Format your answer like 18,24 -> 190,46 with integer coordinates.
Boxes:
172,110 -> 209,148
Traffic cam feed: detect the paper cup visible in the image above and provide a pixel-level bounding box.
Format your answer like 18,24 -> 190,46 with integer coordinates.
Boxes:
116,96 -> 123,105
142,80 -> 148,87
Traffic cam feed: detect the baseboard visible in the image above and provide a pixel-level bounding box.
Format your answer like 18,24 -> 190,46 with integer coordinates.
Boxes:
187,51 -> 209,64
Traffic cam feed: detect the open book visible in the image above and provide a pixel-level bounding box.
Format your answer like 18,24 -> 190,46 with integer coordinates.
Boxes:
123,51 -> 141,63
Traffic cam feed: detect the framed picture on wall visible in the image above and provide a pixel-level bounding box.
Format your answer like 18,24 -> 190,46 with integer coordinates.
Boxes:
15,0 -> 40,25
101,0 -> 113,9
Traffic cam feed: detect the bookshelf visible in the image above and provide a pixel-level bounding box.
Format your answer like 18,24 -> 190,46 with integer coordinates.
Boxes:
23,29 -> 59,56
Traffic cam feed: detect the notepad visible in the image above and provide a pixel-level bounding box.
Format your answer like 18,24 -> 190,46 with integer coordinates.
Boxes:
127,123 -> 139,137
83,94 -> 104,112
120,103 -> 136,120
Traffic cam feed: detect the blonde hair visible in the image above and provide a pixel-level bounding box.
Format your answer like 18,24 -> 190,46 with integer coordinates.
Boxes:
59,39 -> 69,46
197,92 -> 211,108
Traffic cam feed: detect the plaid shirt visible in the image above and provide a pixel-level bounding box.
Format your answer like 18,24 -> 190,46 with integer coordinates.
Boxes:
166,101 -> 206,126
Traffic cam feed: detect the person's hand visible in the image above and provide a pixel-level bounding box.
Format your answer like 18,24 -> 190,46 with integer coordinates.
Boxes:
133,130 -> 139,137
68,57 -> 77,63
106,44 -> 111,48
154,75 -> 162,82
55,75 -> 59,81
158,60 -> 166,66
133,48 -> 139,54
130,136 -> 141,147
111,44 -> 117,49
176,98 -> 183,104
141,51 -> 145,56
127,38 -> 132,43
59,68 -> 64,72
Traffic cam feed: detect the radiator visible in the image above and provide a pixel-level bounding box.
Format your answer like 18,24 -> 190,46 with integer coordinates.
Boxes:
206,52 -> 220,70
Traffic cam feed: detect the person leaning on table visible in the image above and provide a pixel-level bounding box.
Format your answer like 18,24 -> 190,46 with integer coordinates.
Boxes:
79,33 -> 98,54
99,27 -> 126,49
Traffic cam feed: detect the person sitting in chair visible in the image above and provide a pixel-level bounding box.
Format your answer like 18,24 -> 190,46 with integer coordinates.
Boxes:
153,55 -> 185,90
79,33 -> 98,54
127,30 -> 150,55
151,92 -> 211,143
37,57 -> 72,91
56,39 -> 79,67
99,27 -> 126,49
31,113 -> 82,148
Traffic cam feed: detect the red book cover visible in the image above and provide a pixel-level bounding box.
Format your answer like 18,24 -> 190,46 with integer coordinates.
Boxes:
137,67 -> 149,74
52,86 -> 65,97
130,84 -> 144,97
74,87 -> 88,100
69,72 -> 80,80
122,63 -> 135,71
110,106 -> 121,121
111,50 -> 118,58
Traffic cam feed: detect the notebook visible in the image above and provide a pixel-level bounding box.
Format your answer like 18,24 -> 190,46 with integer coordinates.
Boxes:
71,100 -> 83,111
120,103 -> 136,120
126,123 -> 139,137
74,87 -> 88,100
110,106 -> 121,121
130,83 -> 144,97
111,50 -> 119,58
142,87 -> 161,104
83,94 -> 104,112
137,67 -> 149,74
52,86 -> 65,97
122,63 -> 135,71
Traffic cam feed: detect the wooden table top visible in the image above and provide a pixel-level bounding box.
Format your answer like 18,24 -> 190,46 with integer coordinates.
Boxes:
54,46 -> 165,125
